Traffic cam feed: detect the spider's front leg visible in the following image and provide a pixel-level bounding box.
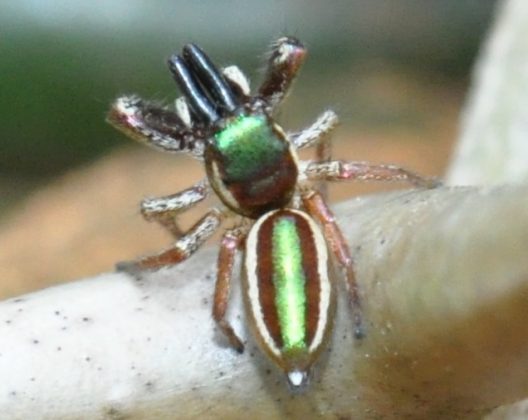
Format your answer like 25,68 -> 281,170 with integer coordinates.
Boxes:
258,37 -> 307,110
305,160 -> 441,189
291,110 -> 339,199
116,208 -> 224,274
140,180 -> 209,239
107,96 -> 205,158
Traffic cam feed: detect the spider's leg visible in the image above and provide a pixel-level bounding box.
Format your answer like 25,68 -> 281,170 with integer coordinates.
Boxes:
302,189 -> 364,339
117,208 -> 224,274
290,110 -> 339,150
141,180 -> 209,239
290,110 -> 339,200
304,160 -> 441,188
258,37 -> 307,111
213,227 -> 248,353
108,96 -> 204,159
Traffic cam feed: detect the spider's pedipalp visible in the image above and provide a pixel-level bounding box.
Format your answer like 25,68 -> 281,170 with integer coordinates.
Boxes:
182,43 -> 240,115
107,95 -> 204,158
222,65 -> 251,98
175,97 -> 192,127
258,36 -> 307,110
168,55 -> 219,123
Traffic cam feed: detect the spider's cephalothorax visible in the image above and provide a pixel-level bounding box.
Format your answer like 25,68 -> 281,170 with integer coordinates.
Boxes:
108,37 -> 437,391
205,112 -> 298,218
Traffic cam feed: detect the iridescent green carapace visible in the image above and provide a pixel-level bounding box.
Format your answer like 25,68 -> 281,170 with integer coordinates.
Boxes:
205,114 -> 298,218
214,115 -> 287,181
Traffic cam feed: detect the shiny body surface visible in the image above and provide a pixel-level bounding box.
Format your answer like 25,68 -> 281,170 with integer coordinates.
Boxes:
245,209 -> 335,385
205,114 -> 298,218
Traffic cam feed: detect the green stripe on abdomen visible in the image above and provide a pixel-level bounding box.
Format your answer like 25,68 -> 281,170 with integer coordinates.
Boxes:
271,216 -> 307,351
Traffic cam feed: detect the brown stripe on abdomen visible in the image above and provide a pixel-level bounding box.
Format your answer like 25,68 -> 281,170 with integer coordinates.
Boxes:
295,214 -> 321,347
256,214 -> 283,349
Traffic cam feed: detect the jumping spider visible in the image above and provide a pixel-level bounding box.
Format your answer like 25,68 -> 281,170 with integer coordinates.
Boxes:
108,37 -> 437,391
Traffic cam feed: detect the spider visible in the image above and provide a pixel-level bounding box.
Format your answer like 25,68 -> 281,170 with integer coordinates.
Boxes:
107,37 -> 437,391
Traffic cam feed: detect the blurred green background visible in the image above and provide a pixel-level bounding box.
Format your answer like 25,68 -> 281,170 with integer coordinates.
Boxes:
1,0 -> 495,211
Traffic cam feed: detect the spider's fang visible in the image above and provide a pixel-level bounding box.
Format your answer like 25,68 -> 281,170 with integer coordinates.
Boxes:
182,43 -> 239,114
168,54 -> 219,123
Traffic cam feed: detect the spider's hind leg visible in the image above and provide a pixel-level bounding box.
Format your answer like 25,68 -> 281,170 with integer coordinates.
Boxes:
213,227 -> 248,353
302,189 -> 365,339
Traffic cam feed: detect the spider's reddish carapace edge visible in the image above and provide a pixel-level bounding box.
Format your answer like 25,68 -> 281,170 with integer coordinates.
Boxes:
107,37 -> 439,392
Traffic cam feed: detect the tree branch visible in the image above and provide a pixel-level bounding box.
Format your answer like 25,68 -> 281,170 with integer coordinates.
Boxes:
447,0 -> 528,185
2,184 -> 528,418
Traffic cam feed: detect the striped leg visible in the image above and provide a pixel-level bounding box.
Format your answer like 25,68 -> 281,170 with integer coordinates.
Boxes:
213,228 -> 247,353
304,160 -> 441,188
290,110 -> 339,150
291,110 -> 339,200
140,180 -> 209,239
302,190 -> 364,339
108,95 -> 205,158
117,208 -> 223,273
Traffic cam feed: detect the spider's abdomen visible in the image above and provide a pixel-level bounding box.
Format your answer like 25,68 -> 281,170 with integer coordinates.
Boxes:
244,209 -> 335,389
205,114 -> 297,218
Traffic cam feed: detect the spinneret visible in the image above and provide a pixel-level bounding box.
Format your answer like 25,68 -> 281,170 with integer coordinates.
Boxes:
108,36 -> 438,391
